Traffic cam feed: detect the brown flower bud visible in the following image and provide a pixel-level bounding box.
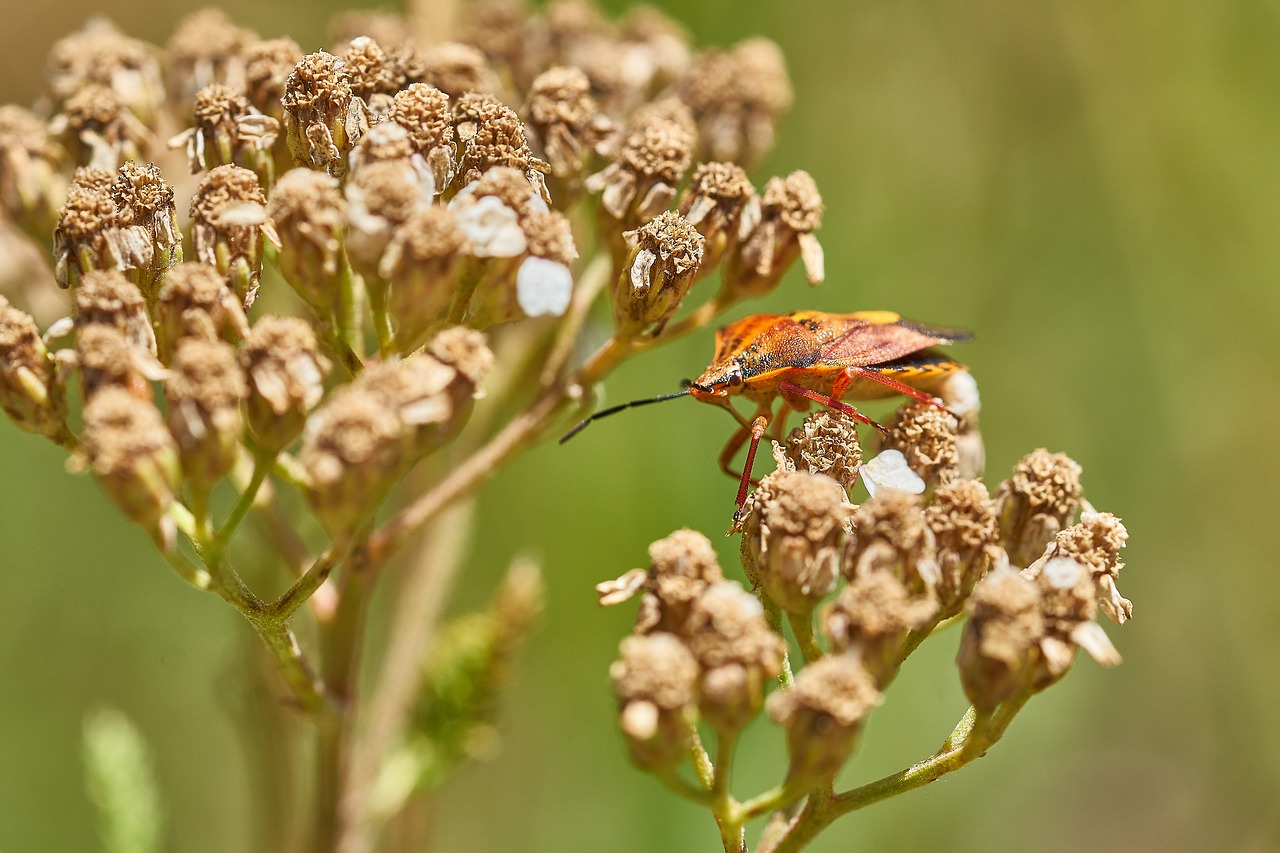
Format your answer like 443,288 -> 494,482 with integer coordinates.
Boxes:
0,296 -> 69,443
76,324 -> 164,402
723,170 -> 824,301
154,262 -> 250,362
82,386 -> 180,536
874,400 -> 960,490
387,84 -> 458,194
239,316 -> 331,452
45,21 -> 164,128
678,162 -> 755,282
165,339 -> 246,493
165,9 -> 256,108
585,116 -> 692,243
683,581 -> 784,733
524,66 -> 614,199
48,84 -> 150,171
189,165 -> 277,308
52,168 -> 117,290
783,409 -> 864,491
282,51 -> 368,177
767,655 -> 880,789
169,84 -> 279,181
957,568 -> 1045,712
610,633 -> 699,772
74,270 -> 157,355
993,448 -> 1083,567
680,38 -> 792,167
299,386 -> 408,537
822,573 -> 938,687
925,479 -> 1000,613
614,210 -> 703,337
380,207 -> 471,349
737,470 -> 852,616
846,491 -> 940,595
108,161 -> 183,303
265,168 -> 347,312
0,105 -> 68,243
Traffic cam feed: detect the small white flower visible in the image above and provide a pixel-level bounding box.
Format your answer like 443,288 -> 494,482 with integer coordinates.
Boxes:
516,256 -> 573,317
860,449 -> 925,497
453,195 -> 526,257
939,371 -> 981,417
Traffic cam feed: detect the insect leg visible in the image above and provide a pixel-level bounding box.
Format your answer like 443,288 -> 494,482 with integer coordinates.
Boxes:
736,415 -> 770,508
770,402 -> 793,440
779,379 -> 883,431
843,367 -> 952,412
718,423 -> 751,480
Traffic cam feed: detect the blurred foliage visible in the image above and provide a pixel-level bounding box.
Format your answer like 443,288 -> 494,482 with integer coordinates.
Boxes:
2,1 -> 1278,851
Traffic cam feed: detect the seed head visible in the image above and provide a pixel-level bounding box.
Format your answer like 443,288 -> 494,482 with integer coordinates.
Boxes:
49,84 -> 150,171
239,316 -> 331,453
109,161 -> 183,303
340,37 -> 402,118
680,38 -> 792,167
388,84 -> 458,192
265,168 -> 347,311
610,633 -> 699,772
189,165 -> 278,308
170,84 -> 279,179
614,210 -> 703,337
0,105 -> 67,242
524,66 -> 614,195
957,568 -> 1045,712
415,42 -> 495,99
1030,511 -> 1131,625
165,9 -> 256,108
452,96 -> 547,199
345,159 -> 433,286
52,168 -> 118,289
925,479 -> 1000,613
244,37 -> 303,122
76,323 -> 164,402
783,409 -> 864,491
678,162 -> 755,281
586,117 -> 692,241
45,20 -> 164,127
599,528 -> 725,635
875,400 -> 960,490
724,170 -> 824,301
994,448 -> 1084,567
82,386 -> 180,537
165,338 -> 246,492
282,51 -> 368,177
154,262 -> 249,361
0,296 -> 68,442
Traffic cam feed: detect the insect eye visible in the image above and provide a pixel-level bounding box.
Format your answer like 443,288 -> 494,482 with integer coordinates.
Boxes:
728,373 -> 743,387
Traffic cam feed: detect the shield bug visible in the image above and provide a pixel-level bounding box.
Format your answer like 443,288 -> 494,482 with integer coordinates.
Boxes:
561,310 -> 971,509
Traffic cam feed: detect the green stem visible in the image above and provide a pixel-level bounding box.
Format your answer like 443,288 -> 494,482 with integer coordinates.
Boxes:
365,276 -> 395,357
759,592 -> 794,689
712,729 -> 744,853
216,452 -> 273,549
686,718 -> 715,792
787,611 -> 824,664
269,541 -> 349,621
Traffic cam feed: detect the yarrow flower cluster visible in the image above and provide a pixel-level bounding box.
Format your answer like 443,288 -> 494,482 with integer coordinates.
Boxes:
0,2 -> 831,849
602,374 -> 1132,851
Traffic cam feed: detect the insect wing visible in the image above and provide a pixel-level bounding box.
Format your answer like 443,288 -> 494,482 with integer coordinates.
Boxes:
819,320 -> 947,368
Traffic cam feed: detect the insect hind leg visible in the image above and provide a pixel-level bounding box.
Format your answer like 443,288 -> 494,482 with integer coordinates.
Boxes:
779,379 -> 885,433
841,366 -> 952,413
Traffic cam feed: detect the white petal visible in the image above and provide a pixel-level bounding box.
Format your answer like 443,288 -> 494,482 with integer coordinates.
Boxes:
1071,620 -> 1122,666
860,449 -> 925,497
939,371 -> 981,416
454,196 -> 526,257
516,257 -> 573,317
1042,556 -> 1086,590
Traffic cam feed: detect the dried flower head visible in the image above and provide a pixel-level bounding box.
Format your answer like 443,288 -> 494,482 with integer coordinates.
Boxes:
678,161 -> 755,281
154,262 -> 249,361
52,167 -> 118,289
846,491 -> 940,595
74,269 -> 156,354
239,316 -> 331,452
388,83 -> 458,193
875,400 -> 960,489
680,38 -> 792,167
1031,511 -> 1131,625
165,338 -> 246,492
683,581 -> 784,732
170,83 -> 279,178
76,323 -> 164,401
767,654 -> 880,789
415,42 -> 496,99
723,170 -> 824,301
189,165 -> 278,307
109,160 -> 183,302
380,206 -> 471,349
737,470 -> 853,615
598,528 -> 725,635
48,84 -> 150,170
345,159 -> 433,284
586,116 -> 692,238
45,20 -> 164,127
81,386 -> 180,539
524,66 -> 613,194
822,572 -> 939,686
0,105 -> 67,241
165,9 -> 256,107
0,296 -> 68,442
957,568 -> 1045,712
925,478 -> 1000,612
265,168 -> 347,311
994,448 -> 1084,567
610,632 -> 699,772
455,0 -> 529,86
614,210 -> 703,337
783,409 -> 864,491
340,36 -> 402,119
281,50 -> 368,177
452,95 -> 547,198
244,37 -> 303,122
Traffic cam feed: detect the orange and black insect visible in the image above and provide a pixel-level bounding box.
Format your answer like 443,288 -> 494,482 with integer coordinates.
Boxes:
561,310 -> 971,508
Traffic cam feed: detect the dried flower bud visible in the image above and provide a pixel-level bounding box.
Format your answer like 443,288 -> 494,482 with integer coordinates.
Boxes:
244,37 -> 303,122
0,296 -> 69,442
610,633 -> 699,772
266,168 -> 347,312
48,84 -> 150,170
1031,511 -> 1131,625
240,316 -> 331,452
615,210 -> 704,337
724,171 -> 824,301
678,162 -> 755,282
45,20 -> 164,128
299,386 -> 408,537
388,84 -> 458,194
680,38 -> 791,167
0,105 -> 67,242
109,161 -> 183,303
586,117 -> 692,241
451,96 -> 548,200
767,655 -> 880,789
925,479 -> 999,613
822,572 -> 939,686
74,270 -> 156,355
875,400 -> 960,490
165,9 -> 256,108
169,84 -> 279,181
76,323 -> 164,401
53,168 -> 117,289
846,491 -> 940,595
189,165 -> 278,308
81,386 -> 180,537
737,470 -> 852,616
684,582 -> 784,732
341,37 -> 402,120
994,448 -> 1083,567
416,42 -> 495,99
165,338 -> 246,492
604,528 -> 725,634
957,568 -> 1045,712
618,7 -> 692,95
345,160 -> 433,284
155,262 -> 249,361
282,51 -> 368,177
455,0 -> 529,87
380,207 -> 471,349
524,66 -> 614,197
783,409 -> 864,491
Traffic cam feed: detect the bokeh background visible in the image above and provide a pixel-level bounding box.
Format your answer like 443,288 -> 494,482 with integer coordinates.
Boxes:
2,1 -> 1279,851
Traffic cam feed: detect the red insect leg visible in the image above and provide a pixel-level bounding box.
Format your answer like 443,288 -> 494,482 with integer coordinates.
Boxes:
779,379 -> 881,429
736,415 -> 770,508
835,366 -> 950,413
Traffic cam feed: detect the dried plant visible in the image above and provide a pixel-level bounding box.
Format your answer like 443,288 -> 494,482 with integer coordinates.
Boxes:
0,2 -> 1130,852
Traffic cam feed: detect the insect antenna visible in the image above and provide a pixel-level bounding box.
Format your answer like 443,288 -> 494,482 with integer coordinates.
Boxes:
560,385 -> 703,443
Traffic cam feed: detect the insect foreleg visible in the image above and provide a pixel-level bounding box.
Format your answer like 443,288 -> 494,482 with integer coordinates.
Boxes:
736,415 -> 770,509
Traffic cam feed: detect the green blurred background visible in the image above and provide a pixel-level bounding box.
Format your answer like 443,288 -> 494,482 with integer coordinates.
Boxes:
3,1 -> 1279,851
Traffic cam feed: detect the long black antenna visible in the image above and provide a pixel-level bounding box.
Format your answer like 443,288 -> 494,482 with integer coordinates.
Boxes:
560,386 -> 699,443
